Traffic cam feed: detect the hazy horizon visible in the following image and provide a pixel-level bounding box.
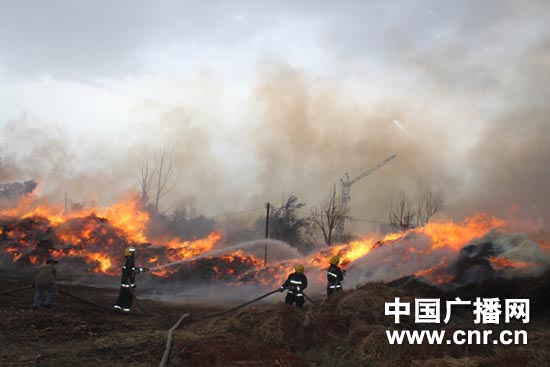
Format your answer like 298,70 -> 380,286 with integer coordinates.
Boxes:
1,0 -> 548,236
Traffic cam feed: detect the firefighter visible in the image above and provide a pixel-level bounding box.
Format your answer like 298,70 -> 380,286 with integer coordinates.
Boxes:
32,257 -> 59,309
280,264 -> 308,308
114,246 -> 149,312
327,255 -> 345,297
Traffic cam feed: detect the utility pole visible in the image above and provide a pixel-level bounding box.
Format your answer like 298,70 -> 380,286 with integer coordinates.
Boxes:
264,202 -> 270,267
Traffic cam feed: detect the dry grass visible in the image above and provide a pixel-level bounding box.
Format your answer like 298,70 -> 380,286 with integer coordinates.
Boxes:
411,356 -> 482,367
179,277 -> 550,367
316,283 -> 415,327
173,334 -> 308,367
227,304 -> 307,347
354,325 -> 393,364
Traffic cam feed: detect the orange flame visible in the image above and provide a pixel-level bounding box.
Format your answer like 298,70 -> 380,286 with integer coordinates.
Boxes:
488,256 -> 539,271
96,197 -> 149,243
165,232 -> 222,260
417,213 -> 505,250
0,195 -> 67,225
414,260 -> 454,285
0,194 -> 150,244
86,253 -> 114,274
2,191 -> 545,290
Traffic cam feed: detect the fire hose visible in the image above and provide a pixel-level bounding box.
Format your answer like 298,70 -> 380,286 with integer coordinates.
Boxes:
59,287 -> 163,317
0,285 -> 128,314
0,286 -> 32,296
58,289 -> 122,314
129,286 -> 161,317
158,288 -> 315,367
0,283 -> 123,314
198,288 -> 282,319
304,293 -> 315,305
2,282 -> 315,366
158,313 -> 189,367
199,289 -> 315,319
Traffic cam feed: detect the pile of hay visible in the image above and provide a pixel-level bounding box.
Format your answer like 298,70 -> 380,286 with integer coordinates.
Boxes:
173,277 -> 550,366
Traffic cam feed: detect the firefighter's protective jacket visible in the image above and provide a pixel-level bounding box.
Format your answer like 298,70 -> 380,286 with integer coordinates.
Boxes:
327,263 -> 344,291
120,256 -> 146,288
282,272 -> 308,297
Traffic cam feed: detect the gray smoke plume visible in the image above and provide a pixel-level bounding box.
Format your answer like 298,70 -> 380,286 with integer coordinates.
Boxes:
0,1 -> 548,241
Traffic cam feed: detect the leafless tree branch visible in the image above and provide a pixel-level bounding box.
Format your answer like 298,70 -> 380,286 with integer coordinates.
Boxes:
139,142 -> 177,212
416,188 -> 445,226
389,188 -> 445,231
139,159 -> 154,205
389,190 -> 416,231
311,185 -> 346,245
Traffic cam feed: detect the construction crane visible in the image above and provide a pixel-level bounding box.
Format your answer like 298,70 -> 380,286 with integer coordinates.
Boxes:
335,154 -> 397,240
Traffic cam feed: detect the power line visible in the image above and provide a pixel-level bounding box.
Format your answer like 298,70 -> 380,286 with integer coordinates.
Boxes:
208,207 -> 265,218
207,208 -> 385,225
346,216 -> 385,224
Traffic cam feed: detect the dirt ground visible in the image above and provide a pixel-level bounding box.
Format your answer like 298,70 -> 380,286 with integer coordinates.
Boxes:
2,276 -> 550,367
0,277 -> 314,367
0,277 -> 220,367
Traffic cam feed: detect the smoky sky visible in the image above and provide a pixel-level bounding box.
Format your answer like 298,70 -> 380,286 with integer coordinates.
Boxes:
0,0 -> 548,235
4,1 -> 544,78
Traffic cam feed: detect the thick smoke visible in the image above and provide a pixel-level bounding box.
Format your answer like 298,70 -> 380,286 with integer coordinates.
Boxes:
455,232 -> 550,284
0,2 -> 548,240
0,118 -> 141,205
249,63 -> 456,226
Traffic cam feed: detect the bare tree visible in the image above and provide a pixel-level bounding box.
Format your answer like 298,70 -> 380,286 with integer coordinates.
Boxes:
416,188 -> 445,226
153,143 -> 176,212
139,159 -> 154,205
173,197 -> 198,220
138,143 -> 176,212
311,185 -> 347,245
389,190 -> 416,231
169,197 -> 214,239
389,188 -> 445,231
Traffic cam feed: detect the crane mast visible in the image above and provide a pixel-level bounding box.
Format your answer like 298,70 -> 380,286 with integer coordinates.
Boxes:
335,154 -> 397,241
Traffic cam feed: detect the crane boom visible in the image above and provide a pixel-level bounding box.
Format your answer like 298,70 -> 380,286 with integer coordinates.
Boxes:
335,154 -> 397,241
349,154 -> 397,185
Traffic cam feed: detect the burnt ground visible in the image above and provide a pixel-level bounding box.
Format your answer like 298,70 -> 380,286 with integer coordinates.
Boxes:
2,276 -> 550,367
0,277 -> 220,367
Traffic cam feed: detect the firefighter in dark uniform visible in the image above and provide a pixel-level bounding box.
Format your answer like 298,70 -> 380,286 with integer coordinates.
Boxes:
327,255 -> 345,297
114,246 -> 149,312
280,264 -> 308,308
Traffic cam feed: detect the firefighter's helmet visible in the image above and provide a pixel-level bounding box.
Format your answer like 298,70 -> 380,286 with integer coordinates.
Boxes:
330,255 -> 340,265
124,246 -> 136,257
295,264 -> 304,273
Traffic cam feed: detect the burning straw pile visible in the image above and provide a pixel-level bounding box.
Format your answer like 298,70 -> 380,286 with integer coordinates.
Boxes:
0,209 -> 262,287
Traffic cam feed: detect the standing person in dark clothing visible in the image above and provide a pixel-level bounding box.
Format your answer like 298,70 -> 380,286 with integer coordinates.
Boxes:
280,264 -> 308,308
114,246 -> 149,312
327,255 -> 345,297
32,257 -> 59,309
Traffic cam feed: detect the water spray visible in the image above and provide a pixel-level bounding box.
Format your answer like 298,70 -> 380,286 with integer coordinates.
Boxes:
151,238 -> 298,270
